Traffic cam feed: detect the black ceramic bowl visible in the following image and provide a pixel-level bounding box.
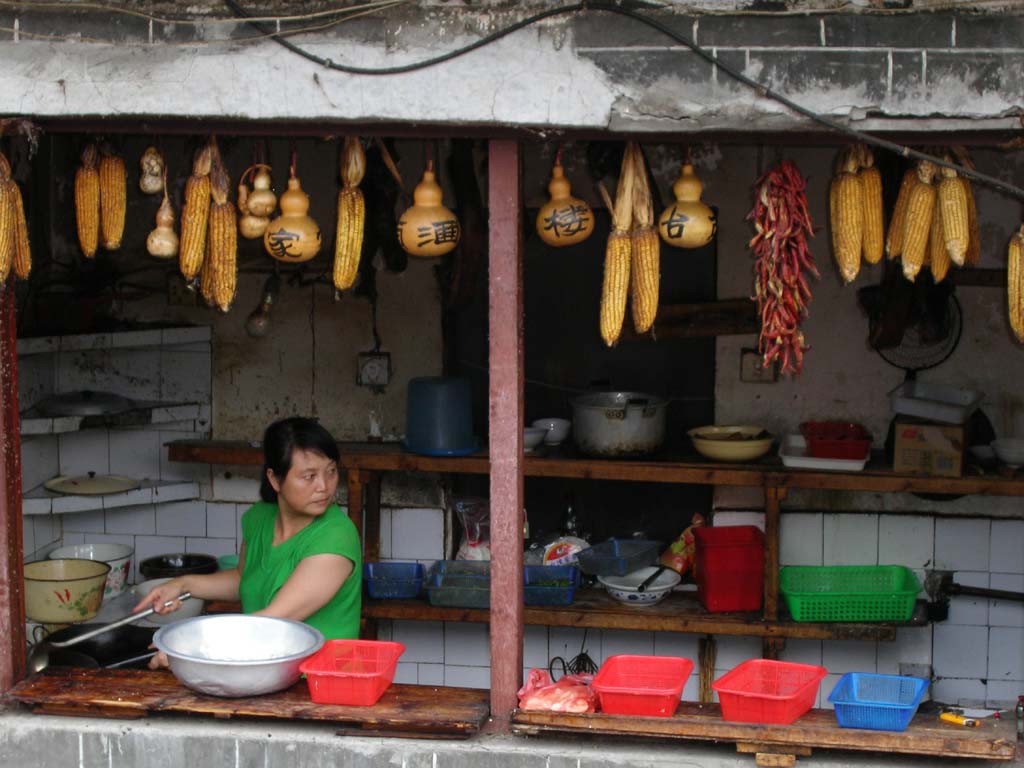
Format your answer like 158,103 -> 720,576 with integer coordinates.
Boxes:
139,553 -> 218,580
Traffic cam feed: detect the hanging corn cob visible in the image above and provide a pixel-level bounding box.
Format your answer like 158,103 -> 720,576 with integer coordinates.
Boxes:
629,142 -> 660,334
937,165 -> 969,267
900,160 -> 938,282
207,160 -> 237,313
0,155 -> 15,285
857,145 -> 884,265
332,136 -> 366,293
950,146 -> 981,266
199,244 -> 216,307
928,201 -> 951,283
1008,225 -> 1024,343
599,146 -> 635,347
829,147 -> 863,283
74,143 -> 100,259
179,140 -> 214,283
98,145 -> 126,251
885,168 -> 917,260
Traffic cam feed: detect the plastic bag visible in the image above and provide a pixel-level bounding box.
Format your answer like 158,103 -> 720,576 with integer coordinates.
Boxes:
517,668 -> 597,713
659,511 -> 705,577
454,498 -> 490,561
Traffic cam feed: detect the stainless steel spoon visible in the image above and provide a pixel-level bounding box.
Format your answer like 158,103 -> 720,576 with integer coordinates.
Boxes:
28,592 -> 191,674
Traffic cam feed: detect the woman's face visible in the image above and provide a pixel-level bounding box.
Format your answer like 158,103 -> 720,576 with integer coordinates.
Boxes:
268,448 -> 339,518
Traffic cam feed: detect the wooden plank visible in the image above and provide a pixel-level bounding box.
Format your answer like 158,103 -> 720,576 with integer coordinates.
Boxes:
363,590 -> 900,641
0,281 -> 25,694
621,298 -> 760,341
754,753 -> 796,767
165,441 -> 1024,500
10,669 -> 490,738
511,703 -> 1018,761
737,743 -> 811,756
487,138 -> 525,727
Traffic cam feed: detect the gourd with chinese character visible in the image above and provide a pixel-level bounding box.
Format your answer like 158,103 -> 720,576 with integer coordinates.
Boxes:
658,163 -> 716,250
263,161 -> 321,263
397,161 -> 460,258
536,158 -> 593,247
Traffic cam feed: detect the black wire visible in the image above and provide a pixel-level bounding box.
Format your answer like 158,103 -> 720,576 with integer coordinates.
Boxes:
225,0 -> 1024,200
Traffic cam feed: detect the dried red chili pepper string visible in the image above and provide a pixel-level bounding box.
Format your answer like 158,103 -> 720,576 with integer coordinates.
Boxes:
748,160 -> 818,377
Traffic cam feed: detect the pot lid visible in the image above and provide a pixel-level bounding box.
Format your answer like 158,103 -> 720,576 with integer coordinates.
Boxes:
44,473 -> 141,496
37,390 -> 135,417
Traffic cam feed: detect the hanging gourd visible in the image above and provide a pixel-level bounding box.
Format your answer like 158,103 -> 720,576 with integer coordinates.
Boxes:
263,153 -> 321,263
139,146 -> 164,195
146,171 -> 179,259
536,151 -> 593,247
246,164 -> 277,217
397,160 -> 460,258
237,164 -> 271,240
658,161 -> 716,250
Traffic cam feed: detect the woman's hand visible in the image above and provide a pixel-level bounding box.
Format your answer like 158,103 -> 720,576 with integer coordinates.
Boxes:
132,577 -> 189,616
147,649 -> 171,670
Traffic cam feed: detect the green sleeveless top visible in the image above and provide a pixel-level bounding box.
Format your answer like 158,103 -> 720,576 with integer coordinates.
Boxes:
240,501 -> 362,640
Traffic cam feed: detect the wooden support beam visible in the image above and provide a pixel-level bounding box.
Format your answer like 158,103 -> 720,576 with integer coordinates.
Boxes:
0,281 -> 25,693
487,139 -> 524,729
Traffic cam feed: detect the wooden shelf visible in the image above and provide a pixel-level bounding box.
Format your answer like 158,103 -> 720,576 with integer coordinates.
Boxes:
167,439 -> 1024,497
512,703 -> 1018,762
364,589 -> 906,640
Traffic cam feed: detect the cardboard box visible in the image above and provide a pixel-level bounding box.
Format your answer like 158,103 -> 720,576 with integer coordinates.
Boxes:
893,418 -> 965,477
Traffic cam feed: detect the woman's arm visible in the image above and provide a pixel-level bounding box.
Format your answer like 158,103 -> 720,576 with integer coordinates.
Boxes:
253,553 -> 353,622
132,543 -> 247,615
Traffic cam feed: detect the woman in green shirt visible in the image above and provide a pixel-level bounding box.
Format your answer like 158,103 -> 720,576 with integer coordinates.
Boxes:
134,417 -> 362,665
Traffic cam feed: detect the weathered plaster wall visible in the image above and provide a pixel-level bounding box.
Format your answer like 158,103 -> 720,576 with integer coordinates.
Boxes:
0,6 -> 1021,131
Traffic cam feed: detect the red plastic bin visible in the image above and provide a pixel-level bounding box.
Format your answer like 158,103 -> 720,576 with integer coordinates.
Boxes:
694,526 -> 765,613
591,655 -> 694,717
299,639 -> 406,706
799,421 -> 872,460
712,659 -> 827,724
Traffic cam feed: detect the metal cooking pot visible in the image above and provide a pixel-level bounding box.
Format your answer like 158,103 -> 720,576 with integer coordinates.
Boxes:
570,391 -> 667,457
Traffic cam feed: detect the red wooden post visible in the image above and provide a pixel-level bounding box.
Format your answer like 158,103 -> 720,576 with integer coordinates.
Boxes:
0,281 -> 25,692
487,139 -> 524,727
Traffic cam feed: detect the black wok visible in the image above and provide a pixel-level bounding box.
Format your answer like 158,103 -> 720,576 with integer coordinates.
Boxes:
44,623 -> 156,668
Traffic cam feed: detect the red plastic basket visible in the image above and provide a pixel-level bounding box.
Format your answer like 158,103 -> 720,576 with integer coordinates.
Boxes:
694,526 -> 765,613
591,655 -> 694,717
799,421 -> 872,460
712,659 -> 827,724
299,639 -> 406,706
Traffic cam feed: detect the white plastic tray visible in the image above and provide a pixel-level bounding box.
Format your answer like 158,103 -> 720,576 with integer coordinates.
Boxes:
889,381 -> 983,425
778,434 -> 869,472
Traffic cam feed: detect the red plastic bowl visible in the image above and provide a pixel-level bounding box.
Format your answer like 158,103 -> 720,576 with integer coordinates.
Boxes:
300,639 -> 405,706
713,659 -> 827,725
799,421 -> 872,460
591,655 -> 694,717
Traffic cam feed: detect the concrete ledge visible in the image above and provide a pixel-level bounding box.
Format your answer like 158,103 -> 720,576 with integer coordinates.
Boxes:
0,710 -> 1004,768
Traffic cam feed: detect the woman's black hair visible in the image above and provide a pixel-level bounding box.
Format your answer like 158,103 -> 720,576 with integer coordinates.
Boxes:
259,417 -> 341,503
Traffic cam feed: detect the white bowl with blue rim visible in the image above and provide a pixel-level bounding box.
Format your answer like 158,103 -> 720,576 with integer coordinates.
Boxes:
598,566 -> 681,606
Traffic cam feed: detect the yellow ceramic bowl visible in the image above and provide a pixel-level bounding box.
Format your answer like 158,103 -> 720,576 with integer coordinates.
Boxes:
24,558 -> 110,624
688,425 -> 774,462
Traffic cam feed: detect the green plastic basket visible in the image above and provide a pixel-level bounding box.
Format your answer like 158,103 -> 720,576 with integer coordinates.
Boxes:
780,565 -> 921,622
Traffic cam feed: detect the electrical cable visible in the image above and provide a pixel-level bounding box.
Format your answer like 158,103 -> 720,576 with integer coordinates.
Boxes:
225,0 -> 1024,200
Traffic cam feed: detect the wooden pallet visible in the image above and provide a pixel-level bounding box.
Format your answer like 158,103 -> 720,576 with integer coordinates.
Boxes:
512,703 -> 1019,764
8,668 -> 489,739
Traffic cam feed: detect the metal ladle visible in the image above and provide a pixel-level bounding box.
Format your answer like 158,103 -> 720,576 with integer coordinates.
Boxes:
28,592 -> 192,674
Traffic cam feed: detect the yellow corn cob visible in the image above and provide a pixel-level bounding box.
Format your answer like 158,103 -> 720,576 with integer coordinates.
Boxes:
0,181 -> 14,285
207,162 -> 237,313
600,231 -> 631,346
937,167 -> 969,267
629,143 -> 659,333
963,177 -> 980,266
928,203 -> 951,283
179,174 -> 210,281
900,162 -> 937,282
98,149 -> 126,250
830,150 -> 863,283
858,147 -> 884,264
885,168 -> 917,259
1009,226 -> 1024,343
332,187 -> 365,291
199,244 -> 215,307
11,181 -> 30,280
75,143 -> 100,259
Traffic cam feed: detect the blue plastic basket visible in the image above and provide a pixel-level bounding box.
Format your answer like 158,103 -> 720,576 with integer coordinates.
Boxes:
524,565 -> 580,606
828,673 -> 929,732
576,538 -> 660,577
364,562 -> 424,600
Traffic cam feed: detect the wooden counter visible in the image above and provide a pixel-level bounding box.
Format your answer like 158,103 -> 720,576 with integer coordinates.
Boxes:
8,667 -> 489,739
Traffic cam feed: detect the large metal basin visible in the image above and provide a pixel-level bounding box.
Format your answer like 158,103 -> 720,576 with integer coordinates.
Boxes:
153,615 -> 324,697
571,391 -> 667,457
